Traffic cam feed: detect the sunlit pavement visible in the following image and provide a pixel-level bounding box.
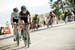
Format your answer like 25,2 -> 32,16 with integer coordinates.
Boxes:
0,22 -> 75,50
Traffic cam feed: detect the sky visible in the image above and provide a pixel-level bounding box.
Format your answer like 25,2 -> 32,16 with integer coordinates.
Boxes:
0,0 -> 56,25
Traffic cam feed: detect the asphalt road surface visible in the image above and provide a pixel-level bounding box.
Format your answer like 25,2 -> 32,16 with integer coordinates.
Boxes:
0,22 -> 75,50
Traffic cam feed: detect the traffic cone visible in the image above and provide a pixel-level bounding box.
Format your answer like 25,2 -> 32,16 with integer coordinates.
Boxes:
8,27 -> 11,34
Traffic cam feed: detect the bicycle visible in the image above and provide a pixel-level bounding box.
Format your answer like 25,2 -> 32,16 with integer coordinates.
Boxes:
14,23 -> 30,48
47,17 -> 53,28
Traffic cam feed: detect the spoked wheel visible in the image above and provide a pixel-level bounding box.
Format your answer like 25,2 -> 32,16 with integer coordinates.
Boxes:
17,37 -> 19,46
21,29 -> 30,48
26,32 -> 30,48
16,29 -> 20,46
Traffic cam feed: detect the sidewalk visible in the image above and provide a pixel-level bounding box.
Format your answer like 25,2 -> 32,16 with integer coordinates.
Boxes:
0,21 -> 75,40
0,34 -> 13,40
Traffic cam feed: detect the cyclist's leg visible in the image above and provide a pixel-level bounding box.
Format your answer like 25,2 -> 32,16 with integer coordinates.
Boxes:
50,17 -> 53,26
37,19 -> 40,29
49,18 -> 52,27
52,17 -> 54,24
31,21 -> 34,31
13,23 -> 17,41
16,20 -> 24,46
13,18 -> 18,41
21,24 -> 30,47
36,20 -> 39,29
30,21 -> 33,31
36,20 -> 38,29
56,17 -> 58,24
33,21 -> 36,30
47,18 -> 50,28
25,24 -> 30,38
18,19 -> 24,39
25,24 -> 31,47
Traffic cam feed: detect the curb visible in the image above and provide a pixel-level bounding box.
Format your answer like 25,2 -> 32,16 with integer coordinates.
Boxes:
0,21 -> 75,40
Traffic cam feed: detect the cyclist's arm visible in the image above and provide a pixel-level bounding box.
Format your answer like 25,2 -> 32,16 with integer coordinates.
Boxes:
11,13 -> 14,24
27,11 -> 31,23
53,13 -> 56,17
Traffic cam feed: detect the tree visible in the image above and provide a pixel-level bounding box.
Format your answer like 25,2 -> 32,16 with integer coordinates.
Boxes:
66,0 -> 75,10
49,0 -> 64,20
49,0 -> 75,20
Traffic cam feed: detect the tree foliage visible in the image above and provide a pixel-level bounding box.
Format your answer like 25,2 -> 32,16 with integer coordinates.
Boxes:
49,0 -> 75,20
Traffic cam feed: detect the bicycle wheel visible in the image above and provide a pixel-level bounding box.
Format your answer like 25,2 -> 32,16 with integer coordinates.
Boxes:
49,19 -> 53,25
21,29 -> 30,48
47,22 -> 49,28
16,29 -> 20,46
26,31 -> 30,48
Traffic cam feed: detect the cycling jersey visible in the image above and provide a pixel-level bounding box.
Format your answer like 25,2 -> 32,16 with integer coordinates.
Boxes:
19,10 -> 30,24
49,13 -> 55,18
11,12 -> 19,23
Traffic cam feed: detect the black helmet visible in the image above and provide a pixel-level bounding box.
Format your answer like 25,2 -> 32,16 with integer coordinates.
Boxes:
13,8 -> 18,12
21,5 -> 26,11
50,12 -> 52,14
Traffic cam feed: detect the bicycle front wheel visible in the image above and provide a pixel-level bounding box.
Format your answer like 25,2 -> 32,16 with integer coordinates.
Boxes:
22,29 -> 30,48
16,29 -> 20,46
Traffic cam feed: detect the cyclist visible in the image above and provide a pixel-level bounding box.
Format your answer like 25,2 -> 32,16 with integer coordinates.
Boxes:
47,12 -> 56,27
36,15 -> 40,28
19,5 -> 31,47
32,14 -> 38,30
43,15 -> 46,25
11,8 -> 19,41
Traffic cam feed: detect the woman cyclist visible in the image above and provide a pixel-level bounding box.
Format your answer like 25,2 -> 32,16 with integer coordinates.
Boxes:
19,5 -> 31,47
11,8 -> 19,41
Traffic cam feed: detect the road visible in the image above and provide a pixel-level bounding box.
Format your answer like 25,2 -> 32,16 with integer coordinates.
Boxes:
0,22 -> 75,50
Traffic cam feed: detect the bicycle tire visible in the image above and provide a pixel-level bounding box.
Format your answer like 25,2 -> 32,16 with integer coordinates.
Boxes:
16,29 -> 20,46
21,29 -> 30,48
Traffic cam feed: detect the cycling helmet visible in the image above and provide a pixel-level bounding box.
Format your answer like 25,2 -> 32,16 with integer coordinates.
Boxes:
21,5 -> 26,11
13,8 -> 18,12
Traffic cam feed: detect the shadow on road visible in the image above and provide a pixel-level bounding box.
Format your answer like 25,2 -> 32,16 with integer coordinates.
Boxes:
12,46 -> 26,50
0,43 -> 17,50
0,43 -> 27,50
